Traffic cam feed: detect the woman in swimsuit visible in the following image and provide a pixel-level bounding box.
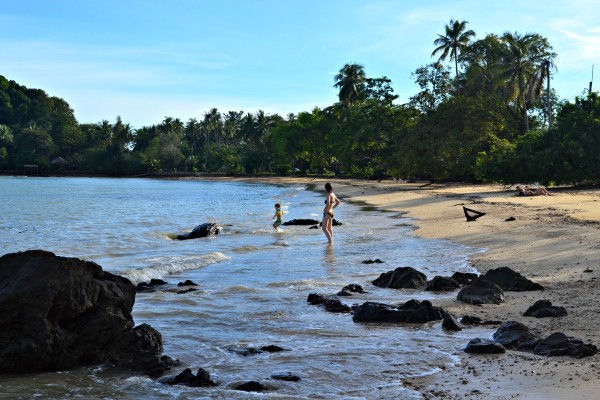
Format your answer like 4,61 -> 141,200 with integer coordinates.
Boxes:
322,182 -> 340,243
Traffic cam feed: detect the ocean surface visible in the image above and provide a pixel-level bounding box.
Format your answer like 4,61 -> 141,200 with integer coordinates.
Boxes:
0,176 -> 490,399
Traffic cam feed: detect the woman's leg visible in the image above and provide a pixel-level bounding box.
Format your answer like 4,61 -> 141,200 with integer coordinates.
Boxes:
322,215 -> 333,243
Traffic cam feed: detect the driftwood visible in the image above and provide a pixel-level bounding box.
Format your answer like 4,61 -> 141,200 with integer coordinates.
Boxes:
463,206 -> 486,221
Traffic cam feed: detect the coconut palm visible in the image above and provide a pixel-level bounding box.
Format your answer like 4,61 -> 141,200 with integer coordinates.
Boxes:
432,19 -> 476,83
500,32 -> 555,132
334,63 -> 366,105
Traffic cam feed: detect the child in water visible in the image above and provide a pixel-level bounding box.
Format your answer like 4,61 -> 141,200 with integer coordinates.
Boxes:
272,203 -> 283,231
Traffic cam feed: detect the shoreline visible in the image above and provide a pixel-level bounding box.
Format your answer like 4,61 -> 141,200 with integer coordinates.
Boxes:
185,176 -> 600,399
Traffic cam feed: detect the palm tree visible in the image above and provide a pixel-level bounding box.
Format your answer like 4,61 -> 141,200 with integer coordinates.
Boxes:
499,32 -> 555,132
432,19 -> 476,92
529,58 -> 557,128
334,63 -> 366,105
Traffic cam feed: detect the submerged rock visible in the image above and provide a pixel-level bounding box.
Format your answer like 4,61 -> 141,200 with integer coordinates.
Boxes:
176,222 -> 220,240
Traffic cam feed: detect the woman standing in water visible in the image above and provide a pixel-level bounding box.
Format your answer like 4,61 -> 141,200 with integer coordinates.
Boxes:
322,182 -> 340,243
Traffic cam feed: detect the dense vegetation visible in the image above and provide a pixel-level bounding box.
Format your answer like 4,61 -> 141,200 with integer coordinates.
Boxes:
1,20 -> 598,185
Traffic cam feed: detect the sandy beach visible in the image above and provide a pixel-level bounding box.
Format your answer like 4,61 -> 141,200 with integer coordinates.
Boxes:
195,176 -> 600,399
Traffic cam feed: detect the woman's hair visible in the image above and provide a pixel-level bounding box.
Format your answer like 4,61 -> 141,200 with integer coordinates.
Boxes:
325,183 -> 333,193
275,203 -> 280,208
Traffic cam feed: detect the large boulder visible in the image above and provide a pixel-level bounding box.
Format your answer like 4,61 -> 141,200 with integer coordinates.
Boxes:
492,321 -> 538,349
531,332 -> 598,358
425,276 -> 461,292
457,278 -> 504,305
176,223 -> 220,240
480,267 -> 544,291
352,300 -> 445,323
0,250 -> 177,376
523,300 -> 568,318
372,267 -> 427,289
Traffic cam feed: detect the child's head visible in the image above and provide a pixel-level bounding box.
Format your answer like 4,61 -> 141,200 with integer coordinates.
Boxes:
275,203 -> 281,209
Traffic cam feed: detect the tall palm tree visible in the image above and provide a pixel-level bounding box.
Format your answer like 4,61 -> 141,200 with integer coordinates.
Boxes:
334,63 -> 366,105
432,19 -> 475,94
500,32 -> 554,132
529,58 -> 557,128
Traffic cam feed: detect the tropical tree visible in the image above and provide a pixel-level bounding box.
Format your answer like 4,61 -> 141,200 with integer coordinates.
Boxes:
334,63 -> 366,105
432,19 -> 476,89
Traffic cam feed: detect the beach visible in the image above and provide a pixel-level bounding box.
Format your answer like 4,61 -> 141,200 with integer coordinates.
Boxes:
199,176 -> 600,399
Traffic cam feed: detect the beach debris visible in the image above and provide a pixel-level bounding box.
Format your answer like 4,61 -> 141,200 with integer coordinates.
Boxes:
352,299 -> 446,323
271,372 -> 302,381
463,206 -> 486,221
523,300 -> 568,318
464,338 -> 506,354
442,314 -> 462,331
452,271 -> 479,285
176,222 -> 220,240
481,266 -> 544,291
164,367 -> 216,387
425,275 -> 461,291
457,278 -> 504,305
361,258 -> 384,264
337,283 -> 366,296
372,266 -> 427,289
0,250 -> 179,376
307,293 -> 352,313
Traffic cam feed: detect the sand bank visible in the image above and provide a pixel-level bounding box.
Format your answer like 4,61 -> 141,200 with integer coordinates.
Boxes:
186,176 -> 600,399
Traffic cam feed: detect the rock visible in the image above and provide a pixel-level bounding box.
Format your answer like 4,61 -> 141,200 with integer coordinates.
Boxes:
165,367 -> 216,387
307,293 -> 351,313
352,300 -> 446,323
337,284 -> 365,296
442,314 -> 462,331
461,315 -> 482,325
425,276 -> 461,291
457,278 -> 504,305
176,223 -> 220,240
137,279 -> 168,292
492,321 -> 537,349
235,381 -> 267,392
0,250 -> 175,376
260,345 -> 287,353
480,267 -> 544,291
523,300 -> 568,318
362,259 -> 384,264
177,280 -> 199,287
532,332 -> 598,358
271,372 -> 301,381
372,267 -> 427,289
464,338 -> 506,354
451,272 -> 478,285
282,219 -> 319,226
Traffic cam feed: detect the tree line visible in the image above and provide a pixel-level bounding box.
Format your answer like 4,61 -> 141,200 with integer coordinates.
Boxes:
1,19 -> 598,185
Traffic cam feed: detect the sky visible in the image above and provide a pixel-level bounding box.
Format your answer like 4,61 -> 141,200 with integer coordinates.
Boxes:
1,0 -> 599,128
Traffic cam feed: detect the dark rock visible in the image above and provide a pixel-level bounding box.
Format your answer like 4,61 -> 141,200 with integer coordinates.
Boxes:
426,276 -> 461,291
307,293 -> 351,313
271,372 -> 301,381
337,284 -> 365,296
260,345 -> 287,353
457,278 -> 504,305
464,338 -> 506,354
461,315 -> 482,325
352,300 -> 446,323
442,314 -> 462,331
227,346 -> 263,356
235,381 -> 267,392
177,280 -> 199,287
493,321 -> 537,349
372,267 -> 427,289
480,267 -> 544,291
533,332 -> 598,358
137,279 -> 168,292
165,367 -> 216,387
0,250 -> 174,376
176,288 -> 198,294
523,300 -> 568,318
362,259 -> 384,264
176,223 -> 220,240
282,219 -> 319,226
451,272 -> 478,285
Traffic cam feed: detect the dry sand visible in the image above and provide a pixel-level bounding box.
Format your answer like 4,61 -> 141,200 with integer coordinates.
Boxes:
189,176 -> 600,399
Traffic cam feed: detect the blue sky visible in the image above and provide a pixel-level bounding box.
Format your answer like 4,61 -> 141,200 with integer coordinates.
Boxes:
1,0 -> 599,128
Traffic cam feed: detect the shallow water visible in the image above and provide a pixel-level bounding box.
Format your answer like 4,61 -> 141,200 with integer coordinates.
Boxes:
0,176 -> 490,399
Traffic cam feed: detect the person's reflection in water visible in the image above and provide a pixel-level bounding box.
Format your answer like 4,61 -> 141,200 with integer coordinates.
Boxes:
324,243 -> 336,265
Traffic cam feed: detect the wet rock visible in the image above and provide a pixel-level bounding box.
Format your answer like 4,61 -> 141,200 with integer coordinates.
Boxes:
307,293 -> 351,313
271,372 -> 301,381
235,381 -> 267,392
426,276 -> 461,291
442,314 -> 462,331
451,272 -> 479,285
362,259 -> 384,264
282,219 -> 319,226
464,338 -> 506,354
0,250 -> 175,376
176,222 -> 220,240
352,300 -> 445,323
260,345 -> 287,353
177,280 -> 199,287
165,367 -> 216,387
532,332 -> 598,358
372,267 -> 427,289
523,300 -> 568,318
480,267 -> 544,291
457,278 -> 504,305
493,321 -> 537,349
461,315 -> 482,325
137,279 -> 168,292
337,284 -> 366,296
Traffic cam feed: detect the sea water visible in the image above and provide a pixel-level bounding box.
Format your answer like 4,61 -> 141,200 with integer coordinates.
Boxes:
0,176 -> 490,399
